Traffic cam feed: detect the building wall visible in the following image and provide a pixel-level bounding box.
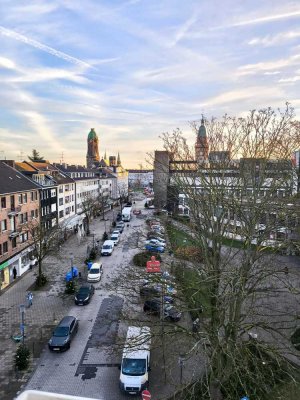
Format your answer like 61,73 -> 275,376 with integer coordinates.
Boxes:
0,189 -> 40,289
57,183 -> 76,225
128,170 -> 153,188
75,179 -> 100,215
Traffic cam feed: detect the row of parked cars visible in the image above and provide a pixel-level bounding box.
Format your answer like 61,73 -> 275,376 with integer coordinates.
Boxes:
48,221 -> 127,352
144,219 -> 166,253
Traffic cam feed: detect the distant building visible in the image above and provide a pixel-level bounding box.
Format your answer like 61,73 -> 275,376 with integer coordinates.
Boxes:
0,161 -> 40,289
127,169 -> 153,188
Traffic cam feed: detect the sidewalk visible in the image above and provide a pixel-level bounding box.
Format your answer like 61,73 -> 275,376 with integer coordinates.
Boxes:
0,214 -> 111,400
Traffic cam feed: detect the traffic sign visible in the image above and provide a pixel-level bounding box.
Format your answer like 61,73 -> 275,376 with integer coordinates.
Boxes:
141,389 -> 151,400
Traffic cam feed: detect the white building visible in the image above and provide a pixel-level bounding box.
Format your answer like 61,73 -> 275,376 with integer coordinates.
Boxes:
128,169 -> 153,188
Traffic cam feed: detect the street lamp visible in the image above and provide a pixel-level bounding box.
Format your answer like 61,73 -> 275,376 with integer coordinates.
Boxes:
19,304 -> 26,344
70,253 -> 74,281
178,354 -> 185,385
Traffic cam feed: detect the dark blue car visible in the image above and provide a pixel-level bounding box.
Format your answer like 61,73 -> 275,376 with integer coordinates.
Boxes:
145,244 -> 165,253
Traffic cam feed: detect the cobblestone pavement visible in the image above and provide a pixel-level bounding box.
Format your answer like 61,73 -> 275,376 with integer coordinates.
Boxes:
1,203 -> 204,400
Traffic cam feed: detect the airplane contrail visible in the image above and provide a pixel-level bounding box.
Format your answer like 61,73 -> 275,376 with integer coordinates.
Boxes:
0,25 -> 93,69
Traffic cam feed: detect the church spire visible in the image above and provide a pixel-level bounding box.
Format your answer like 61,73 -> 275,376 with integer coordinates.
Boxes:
195,115 -> 208,163
117,151 -> 121,166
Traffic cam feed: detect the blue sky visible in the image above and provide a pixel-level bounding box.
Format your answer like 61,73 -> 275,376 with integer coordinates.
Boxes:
0,0 -> 300,168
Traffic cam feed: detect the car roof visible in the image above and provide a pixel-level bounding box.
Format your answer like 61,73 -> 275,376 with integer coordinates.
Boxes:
58,316 -> 76,326
91,262 -> 102,268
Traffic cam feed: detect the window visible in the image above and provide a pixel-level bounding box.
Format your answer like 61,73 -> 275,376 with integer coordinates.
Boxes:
12,237 -> 17,248
65,185 -> 69,191
1,220 -> 7,232
3,241 -> 8,253
18,194 -> 23,204
20,232 -> 28,243
66,207 -> 70,215
35,191 -> 38,200
35,209 -> 38,218
72,205 -> 74,212
31,210 -> 35,219
59,210 -> 64,218
24,212 -> 28,223
59,198 -> 63,206
23,193 -> 27,203
0,244 -> 2,255
1,197 -> 6,209
59,186 -> 63,193
31,192 -> 34,201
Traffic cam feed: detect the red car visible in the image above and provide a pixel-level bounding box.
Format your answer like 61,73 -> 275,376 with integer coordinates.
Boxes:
133,209 -> 141,215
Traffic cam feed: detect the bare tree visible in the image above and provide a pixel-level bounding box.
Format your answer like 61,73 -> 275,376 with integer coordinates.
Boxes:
153,104 -> 300,399
80,194 -> 98,235
24,219 -> 62,286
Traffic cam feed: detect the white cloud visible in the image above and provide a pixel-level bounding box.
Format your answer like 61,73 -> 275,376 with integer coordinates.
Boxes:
238,54 -> 300,75
0,56 -> 16,69
278,76 -> 300,83
0,25 -> 93,69
248,30 -> 300,47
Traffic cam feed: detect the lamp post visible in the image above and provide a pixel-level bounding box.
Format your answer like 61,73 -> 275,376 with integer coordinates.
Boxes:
19,304 -> 26,344
70,253 -> 74,281
178,354 -> 185,385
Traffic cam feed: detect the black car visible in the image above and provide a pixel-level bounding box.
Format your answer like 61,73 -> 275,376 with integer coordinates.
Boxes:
116,223 -> 124,233
74,284 -> 95,305
116,212 -> 122,221
143,300 -> 182,322
48,316 -> 78,351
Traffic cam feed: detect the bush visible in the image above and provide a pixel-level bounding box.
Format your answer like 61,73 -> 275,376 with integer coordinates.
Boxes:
65,280 -> 77,294
15,345 -> 30,370
133,251 -> 162,267
35,273 -> 47,288
102,231 -> 108,241
175,246 -> 203,262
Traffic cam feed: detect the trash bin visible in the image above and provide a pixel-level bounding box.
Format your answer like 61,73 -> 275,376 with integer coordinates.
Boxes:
65,272 -> 72,282
72,267 -> 78,277
87,261 -> 93,270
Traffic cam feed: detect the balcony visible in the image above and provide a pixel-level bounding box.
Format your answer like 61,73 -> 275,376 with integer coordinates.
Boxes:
8,206 -> 21,216
9,228 -> 21,238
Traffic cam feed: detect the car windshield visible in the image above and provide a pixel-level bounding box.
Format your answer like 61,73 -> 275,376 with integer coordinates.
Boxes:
122,358 -> 146,376
103,245 -> 111,249
53,326 -> 69,337
79,287 -> 90,293
89,269 -> 99,274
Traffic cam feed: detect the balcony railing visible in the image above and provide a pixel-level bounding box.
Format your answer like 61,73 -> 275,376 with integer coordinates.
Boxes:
8,206 -> 21,216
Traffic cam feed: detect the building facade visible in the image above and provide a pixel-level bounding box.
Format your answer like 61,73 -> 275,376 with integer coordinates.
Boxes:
127,169 -> 153,188
0,162 -> 40,289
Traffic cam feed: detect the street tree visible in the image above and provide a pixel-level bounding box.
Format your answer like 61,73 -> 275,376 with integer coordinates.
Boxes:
28,149 -> 44,162
155,104 -> 300,399
24,219 -> 61,287
118,182 -> 129,211
80,193 -> 98,235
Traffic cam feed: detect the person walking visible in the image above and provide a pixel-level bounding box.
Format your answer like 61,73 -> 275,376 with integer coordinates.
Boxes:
27,292 -> 33,307
13,266 -> 17,280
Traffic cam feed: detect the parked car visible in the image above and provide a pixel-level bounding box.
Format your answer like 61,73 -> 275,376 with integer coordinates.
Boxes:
151,225 -> 165,234
143,300 -> 181,322
48,316 -> 78,351
87,262 -> 103,282
111,232 -> 120,245
116,212 -> 122,222
145,244 -> 165,253
115,223 -> 124,233
145,238 -> 166,248
133,209 -> 141,215
74,284 -> 95,305
140,283 -> 177,297
147,232 -> 165,240
101,240 -> 114,256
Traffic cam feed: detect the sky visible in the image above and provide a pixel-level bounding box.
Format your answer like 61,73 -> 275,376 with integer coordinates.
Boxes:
0,0 -> 300,168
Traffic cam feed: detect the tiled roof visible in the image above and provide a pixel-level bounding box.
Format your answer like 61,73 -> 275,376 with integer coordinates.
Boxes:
0,162 -> 40,195
15,162 -> 37,172
26,161 -> 57,172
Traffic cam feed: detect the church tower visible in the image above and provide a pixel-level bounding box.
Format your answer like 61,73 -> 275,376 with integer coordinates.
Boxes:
195,116 -> 209,163
86,128 -> 100,168
117,151 -> 121,166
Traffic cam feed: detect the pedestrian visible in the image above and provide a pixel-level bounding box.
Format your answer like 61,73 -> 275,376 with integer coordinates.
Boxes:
284,266 -> 289,275
27,292 -> 33,307
13,266 -> 17,280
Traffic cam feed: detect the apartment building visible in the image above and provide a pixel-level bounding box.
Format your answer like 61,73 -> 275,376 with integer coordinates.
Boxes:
0,162 -> 40,289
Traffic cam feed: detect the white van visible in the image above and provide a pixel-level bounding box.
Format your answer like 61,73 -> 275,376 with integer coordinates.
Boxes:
87,262 -> 103,282
119,326 -> 151,394
101,240 -> 114,256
